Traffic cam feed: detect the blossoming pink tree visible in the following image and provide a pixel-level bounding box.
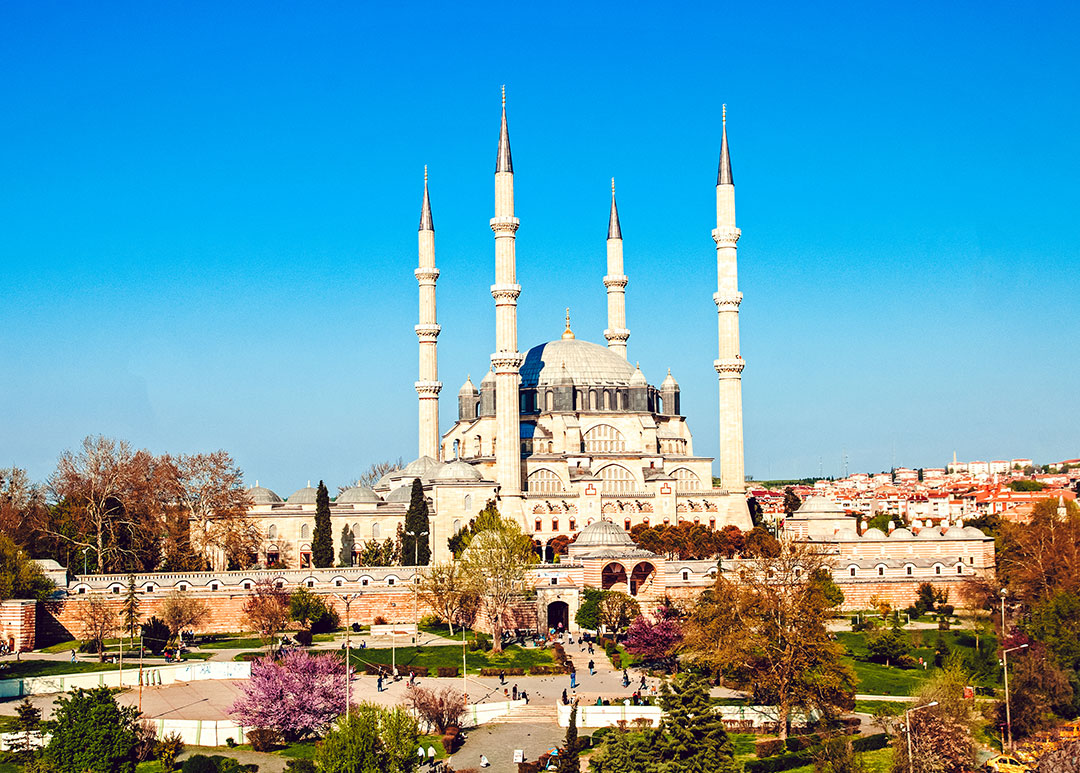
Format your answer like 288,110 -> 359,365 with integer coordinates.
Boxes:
625,606 -> 684,669
229,650 -> 348,740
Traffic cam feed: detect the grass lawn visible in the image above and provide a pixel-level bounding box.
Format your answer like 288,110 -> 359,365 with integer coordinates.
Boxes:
418,621 -> 479,641
200,637 -> 269,650
855,699 -> 909,716
730,732 -> 757,761
777,746 -> 893,773
417,734 -> 448,759
0,659 -> 121,679
349,643 -> 557,675
135,762 -> 163,773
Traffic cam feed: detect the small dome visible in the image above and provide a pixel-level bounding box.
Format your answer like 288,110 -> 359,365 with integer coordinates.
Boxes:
385,485 -> 414,503
660,369 -> 679,390
403,456 -> 442,478
433,460 -> 484,482
248,486 -> 282,505
963,526 -> 987,538
629,365 -> 648,387
890,528 -> 914,539
480,369 -> 496,387
459,376 -> 478,396
944,526 -> 967,539
862,527 -> 886,539
573,519 -> 635,548
287,486 -> 318,505
374,469 -> 401,490
916,528 -> 942,539
835,528 -> 859,540
337,486 -> 380,504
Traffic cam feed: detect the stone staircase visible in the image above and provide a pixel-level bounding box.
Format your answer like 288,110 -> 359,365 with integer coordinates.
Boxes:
498,702 -> 560,724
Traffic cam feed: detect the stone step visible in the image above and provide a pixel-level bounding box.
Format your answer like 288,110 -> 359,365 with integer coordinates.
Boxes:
496,703 -> 560,724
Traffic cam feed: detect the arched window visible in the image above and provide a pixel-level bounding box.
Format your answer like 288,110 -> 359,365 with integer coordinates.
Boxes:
597,464 -> 635,493
583,425 -> 627,454
535,518 -> 542,531
552,518 -> 559,531
956,564 -> 963,575
670,468 -> 702,492
603,391 -> 611,410
906,565 -> 913,576
526,468 -> 566,494
372,522 -> 381,540
575,391 -> 583,411
352,523 -> 360,536
453,439 -> 460,459
849,567 -> 857,577
568,517 -> 576,530
267,524 -> 277,540
464,494 -> 472,513
616,391 -> 623,410
300,524 -> 310,540
877,566 -> 884,576
934,564 -> 942,575
624,518 -> 631,531
453,519 -> 461,534
546,391 -> 554,411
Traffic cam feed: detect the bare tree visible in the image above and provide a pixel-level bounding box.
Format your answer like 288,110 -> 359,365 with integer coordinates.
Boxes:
340,458 -> 404,493
76,594 -> 119,662
160,590 -> 210,641
416,561 -> 480,636
461,505 -> 535,653
407,686 -> 466,734
48,436 -> 149,573
0,467 -> 46,548
166,451 -> 255,571
242,579 -> 291,649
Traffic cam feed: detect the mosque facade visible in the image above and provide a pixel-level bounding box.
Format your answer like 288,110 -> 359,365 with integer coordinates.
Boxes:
243,92 -> 752,568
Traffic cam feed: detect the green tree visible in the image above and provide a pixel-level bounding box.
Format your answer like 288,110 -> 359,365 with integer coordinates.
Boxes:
11,697 -> 41,760
864,511 -> 891,534
0,532 -> 55,603
401,478 -> 431,566
656,673 -> 737,773
311,480 -> 334,568
867,628 -> 910,667
591,727 -> 659,773
557,700 -> 580,773
338,525 -> 355,567
1027,590 -> 1080,672
575,587 -> 604,631
1009,480 -> 1047,492
120,574 -> 140,640
43,687 -> 141,773
313,702 -> 419,773
140,616 -> 170,655
289,586 -> 336,631
782,487 -> 802,515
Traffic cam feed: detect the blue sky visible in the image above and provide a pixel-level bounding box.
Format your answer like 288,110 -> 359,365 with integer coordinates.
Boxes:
1,2 -> 1077,491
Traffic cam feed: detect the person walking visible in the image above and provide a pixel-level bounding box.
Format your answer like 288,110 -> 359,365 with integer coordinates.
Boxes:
570,669 -> 577,689
588,659 -> 595,675
377,673 -> 384,692
512,684 -> 519,701
639,674 -> 646,690
622,669 -> 629,687
562,688 -> 568,705
522,689 -> 529,704
499,670 -> 506,685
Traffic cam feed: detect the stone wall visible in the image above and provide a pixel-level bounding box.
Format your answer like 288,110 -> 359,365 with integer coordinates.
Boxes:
0,600 -> 36,651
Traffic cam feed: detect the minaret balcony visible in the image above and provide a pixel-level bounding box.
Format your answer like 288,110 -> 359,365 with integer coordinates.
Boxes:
711,226 -> 741,246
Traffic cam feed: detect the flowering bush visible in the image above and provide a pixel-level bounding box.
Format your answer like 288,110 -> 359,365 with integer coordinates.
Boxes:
229,650 -> 348,740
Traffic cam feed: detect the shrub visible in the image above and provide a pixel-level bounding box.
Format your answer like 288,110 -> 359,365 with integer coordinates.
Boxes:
141,616 -> 171,655
939,604 -> 954,617
755,738 -> 785,757
134,720 -> 159,762
611,653 -> 621,669
437,666 -> 459,678
373,615 -> 388,625
851,733 -> 889,752
246,728 -> 280,752
480,667 -> 523,676
181,755 -> 219,773
225,737 -> 236,748
156,732 -> 185,773
784,733 -> 821,752
294,629 -> 313,647
743,751 -> 814,773
285,760 -> 315,773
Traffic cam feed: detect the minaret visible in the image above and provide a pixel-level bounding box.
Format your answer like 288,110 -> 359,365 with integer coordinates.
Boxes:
490,87 -> 523,501
712,105 -> 746,493
603,178 -> 630,358
415,165 -> 442,460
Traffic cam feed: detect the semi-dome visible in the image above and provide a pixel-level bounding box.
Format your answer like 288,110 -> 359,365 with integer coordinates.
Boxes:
337,486 -> 380,504
573,518 -> 635,548
433,460 -> 484,482
248,485 -> 282,505
520,339 -> 637,387
385,486 -> 414,503
287,486 -> 318,505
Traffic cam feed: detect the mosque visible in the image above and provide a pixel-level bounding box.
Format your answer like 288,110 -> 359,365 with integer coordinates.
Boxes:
242,92 -> 752,567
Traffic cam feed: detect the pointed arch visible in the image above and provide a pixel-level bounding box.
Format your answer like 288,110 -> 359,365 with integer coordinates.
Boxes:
526,468 -> 566,494
583,424 -> 627,454
597,464 -> 636,493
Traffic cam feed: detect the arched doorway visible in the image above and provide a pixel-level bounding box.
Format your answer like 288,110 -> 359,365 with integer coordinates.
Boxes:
630,562 -> 656,596
548,600 -> 569,633
601,562 -> 628,592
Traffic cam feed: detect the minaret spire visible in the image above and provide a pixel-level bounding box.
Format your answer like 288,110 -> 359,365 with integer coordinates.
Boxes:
415,165 -> 442,460
490,87 -> 523,509
603,177 -> 630,358
712,106 -> 748,508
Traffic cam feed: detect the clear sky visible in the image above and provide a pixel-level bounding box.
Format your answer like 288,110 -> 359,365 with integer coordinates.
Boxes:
2,2 -> 1077,492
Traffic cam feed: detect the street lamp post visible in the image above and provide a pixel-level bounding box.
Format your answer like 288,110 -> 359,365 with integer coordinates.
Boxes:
390,601 -> 397,679
903,701 -> 939,773
82,547 -> 90,576
334,593 -> 360,719
999,587 -> 1007,636
1002,643 -> 1029,750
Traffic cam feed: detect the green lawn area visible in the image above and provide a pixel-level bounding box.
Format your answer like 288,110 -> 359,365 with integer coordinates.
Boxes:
349,643 -> 557,675
773,746 -> 893,773
135,762 -> 163,773
0,659 -> 122,679
855,699 -> 909,716
418,621 -> 479,641
200,636 -> 269,650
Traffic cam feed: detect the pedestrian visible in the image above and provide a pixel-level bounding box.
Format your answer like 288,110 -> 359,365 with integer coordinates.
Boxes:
588,659 -> 595,675
622,669 -> 629,687
394,665 -> 400,681
524,690 -> 529,704
480,753 -> 490,768
639,674 -> 646,690
588,643 -> 594,655
377,674 -> 384,692
70,650 -> 76,663
499,670 -> 506,685
427,745 -> 437,766
512,684 -> 519,701
562,688 -> 568,705
570,670 -> 577,689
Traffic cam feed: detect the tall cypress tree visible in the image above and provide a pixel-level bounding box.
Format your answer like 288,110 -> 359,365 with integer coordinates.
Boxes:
401,478 -> 431,566
311,480 -> 334,568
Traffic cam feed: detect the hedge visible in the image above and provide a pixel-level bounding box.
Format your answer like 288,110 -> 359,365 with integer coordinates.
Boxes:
743,751 -> 814,773
436,666 -> 459,678
852,733 -> 889,753
480,667 -> 525,677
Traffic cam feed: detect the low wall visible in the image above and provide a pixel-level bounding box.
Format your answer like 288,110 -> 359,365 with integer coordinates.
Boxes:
557,702 -> 804,730
463,699 -> 523,727
0,661 -> 251,698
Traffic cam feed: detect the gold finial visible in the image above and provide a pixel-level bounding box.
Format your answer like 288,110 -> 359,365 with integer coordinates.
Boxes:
562,307 -> 575,339
424,164 -> 428,185
501,84 -> 506,107
611,177 -> 616,195
722,104 -> 727,125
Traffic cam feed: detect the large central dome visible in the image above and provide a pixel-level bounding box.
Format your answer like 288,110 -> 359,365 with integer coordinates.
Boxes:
520,339 -> 638,387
